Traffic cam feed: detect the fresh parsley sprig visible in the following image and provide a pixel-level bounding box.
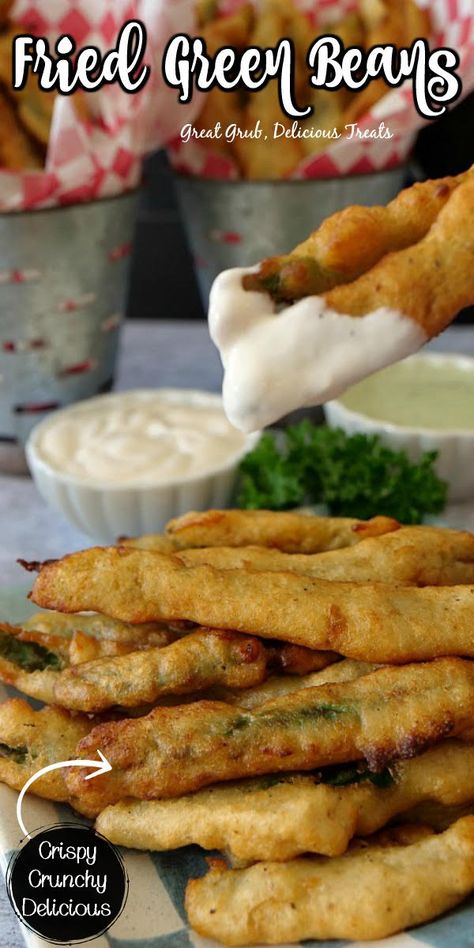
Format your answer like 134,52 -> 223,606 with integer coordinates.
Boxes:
238,421 -> 447,524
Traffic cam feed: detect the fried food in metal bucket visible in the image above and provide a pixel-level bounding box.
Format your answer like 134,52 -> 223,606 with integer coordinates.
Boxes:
225,5 -> 304,179
299,89 -> 346,157
195,89 -> 244,156
0,25 -> 16,85
96,740 -> 474,862
0,699 -> 94,802
0,26 -> 56,149
201,1 -> 304,179
164,509 -> 400,552
177,525 -> 474,585
0,0 -> 13,27
14,78 -> 56,147
196,0 -> 219,27
0,87 -> 42,170
64,658 -> 474,816
243,171 -> 467,301
343,0 -> 432,124
195,3 -> 254,157
0,23 -> 85,166
185,816 -> 474,944
29,546 -> 474,663
202,2 -> 254,50
190,0 -> 430,177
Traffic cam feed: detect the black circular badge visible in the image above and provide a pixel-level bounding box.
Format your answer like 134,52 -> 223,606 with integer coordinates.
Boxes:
6,823 -> 128,944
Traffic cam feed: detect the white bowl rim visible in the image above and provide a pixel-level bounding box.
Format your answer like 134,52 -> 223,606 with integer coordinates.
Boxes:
26,387 -> 261,492
327,352 -> 474,439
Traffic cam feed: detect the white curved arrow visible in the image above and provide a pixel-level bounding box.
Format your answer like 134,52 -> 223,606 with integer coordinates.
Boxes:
16,751 -> 112,839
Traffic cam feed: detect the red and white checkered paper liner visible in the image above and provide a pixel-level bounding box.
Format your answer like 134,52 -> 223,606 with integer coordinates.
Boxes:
0,0 -> 201,211
167,0 -> 474,180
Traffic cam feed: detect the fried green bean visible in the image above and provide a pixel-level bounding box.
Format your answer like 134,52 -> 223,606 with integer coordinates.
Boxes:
185,817 -> 474,944
0,615 -> 177,705
29,546 -> 474,663
0,698 -> 94,801
163,509 -> 400,552
96,741 -> 474,862
65,658 -> 474,817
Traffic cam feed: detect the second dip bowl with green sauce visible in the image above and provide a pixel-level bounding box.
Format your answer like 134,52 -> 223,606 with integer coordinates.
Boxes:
325,353 -> 474,501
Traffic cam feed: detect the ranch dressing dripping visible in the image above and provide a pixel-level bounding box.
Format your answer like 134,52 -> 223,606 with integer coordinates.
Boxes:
209,267 -> 427,432
34,390 -> 248,485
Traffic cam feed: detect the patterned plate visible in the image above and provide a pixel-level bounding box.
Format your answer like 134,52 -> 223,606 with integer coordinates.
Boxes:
0,587 -> 473,948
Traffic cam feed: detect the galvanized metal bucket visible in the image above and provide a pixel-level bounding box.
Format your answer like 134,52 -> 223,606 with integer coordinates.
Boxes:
0,191 -> 138,473
175,167 -> 407,306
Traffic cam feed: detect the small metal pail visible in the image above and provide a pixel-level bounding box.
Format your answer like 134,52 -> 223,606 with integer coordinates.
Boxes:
0,191 -> 138,473
175,167 -> 406,306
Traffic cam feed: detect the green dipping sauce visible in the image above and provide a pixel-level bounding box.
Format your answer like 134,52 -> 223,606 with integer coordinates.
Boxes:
339,357 -> 474,431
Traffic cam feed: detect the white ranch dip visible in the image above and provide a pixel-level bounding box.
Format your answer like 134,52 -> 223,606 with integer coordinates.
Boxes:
33,389 -> 249,486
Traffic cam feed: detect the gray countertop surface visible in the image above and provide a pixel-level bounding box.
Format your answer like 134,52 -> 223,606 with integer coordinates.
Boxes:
1,318 -> 474,946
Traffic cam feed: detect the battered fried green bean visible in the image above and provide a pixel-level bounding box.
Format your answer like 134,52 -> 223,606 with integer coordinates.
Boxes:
29,546 -> 474,663
0,698 -> 94,801
65,658 -> 474,817
96,740 -> 474,862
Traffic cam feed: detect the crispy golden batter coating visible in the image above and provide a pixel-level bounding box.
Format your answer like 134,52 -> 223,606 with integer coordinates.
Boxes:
402,801 -> 474,832
243,173 -> 465,301
191,0 -> 429,179
96,740 -> 474,862
195,4 -> 254,159
343,0 -> 432,124
0,87 -> 42,170
0,614 -> 178,706
220,658 -> 372,710
325,171 -> 474,337
201,2 -> 254,51
0,699 -> 93,801
164,509 -> 400,552
0,618 -> 336,713
0,0 -> 13,27
264,642 -> 337,677
14,76 -> 55,147
177,525 -> 474,585
185,816 -> 474,944
49,630 -> 278,714
118,534 -> 179,553
30,546 -> 474,663
0,622 -> 68,705
0,26 -> 56,147
23,611 -> 177,657
232,6 -> 304,180
64,659 -> 474,817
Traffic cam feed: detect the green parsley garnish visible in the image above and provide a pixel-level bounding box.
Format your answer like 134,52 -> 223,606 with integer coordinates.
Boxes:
238,421 -> 447,524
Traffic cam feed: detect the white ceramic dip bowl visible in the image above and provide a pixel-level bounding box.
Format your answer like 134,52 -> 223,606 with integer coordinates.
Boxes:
26,388 -> 261,542
325,353 -> 474,501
